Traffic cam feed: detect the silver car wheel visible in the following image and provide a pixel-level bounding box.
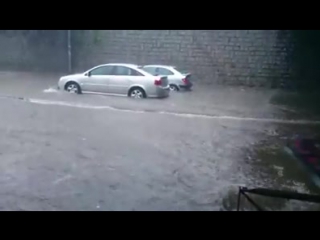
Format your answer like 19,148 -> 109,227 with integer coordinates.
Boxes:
130,89 -> 143,99
66,83 -> 79,93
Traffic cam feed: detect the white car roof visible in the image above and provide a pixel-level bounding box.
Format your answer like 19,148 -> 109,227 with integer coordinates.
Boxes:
102,63 -> 139,68
143,65 -> 176,69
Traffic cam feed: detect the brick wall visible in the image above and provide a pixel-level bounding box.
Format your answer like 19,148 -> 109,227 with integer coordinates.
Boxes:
74,30 -> 293,87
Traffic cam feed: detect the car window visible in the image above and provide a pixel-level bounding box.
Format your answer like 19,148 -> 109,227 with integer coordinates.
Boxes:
156,68 -> 174,76
111,66 -> 145,76
142,67 -> 157,76
90,66 -> 114,76
130,69 -> 144,76
113,66 -> 132,76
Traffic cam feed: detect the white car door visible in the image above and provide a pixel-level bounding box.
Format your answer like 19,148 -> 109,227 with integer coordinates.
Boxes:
108,66 -> 134,95
82,65 -> 114,93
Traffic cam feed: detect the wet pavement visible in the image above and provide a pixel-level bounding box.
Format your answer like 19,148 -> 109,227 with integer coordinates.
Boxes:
0,71 -> 319,211
0,71 -> 284,119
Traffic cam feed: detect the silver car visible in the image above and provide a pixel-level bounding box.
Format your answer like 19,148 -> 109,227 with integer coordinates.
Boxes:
141,65 -> 193,91
58,63 -> 170,99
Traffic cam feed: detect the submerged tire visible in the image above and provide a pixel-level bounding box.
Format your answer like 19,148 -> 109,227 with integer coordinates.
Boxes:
169,84 -> 179,91
65,82 -> 82,94
128,87 -> 146,99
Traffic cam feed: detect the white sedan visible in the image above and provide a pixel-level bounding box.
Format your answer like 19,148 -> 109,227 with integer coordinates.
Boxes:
58,63 -> 170,99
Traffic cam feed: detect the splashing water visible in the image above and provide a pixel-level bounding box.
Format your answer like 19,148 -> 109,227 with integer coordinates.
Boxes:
43,87 -> 58,93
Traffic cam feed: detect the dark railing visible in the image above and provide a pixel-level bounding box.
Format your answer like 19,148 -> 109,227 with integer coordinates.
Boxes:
237,187 -> 320,211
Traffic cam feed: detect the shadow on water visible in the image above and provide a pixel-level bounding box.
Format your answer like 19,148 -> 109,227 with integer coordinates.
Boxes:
271,90 -> 320,121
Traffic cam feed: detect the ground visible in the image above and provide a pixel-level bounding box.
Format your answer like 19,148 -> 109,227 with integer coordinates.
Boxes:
0,71 -> 319,211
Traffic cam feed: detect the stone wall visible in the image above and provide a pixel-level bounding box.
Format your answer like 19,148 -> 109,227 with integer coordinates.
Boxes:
0,30 -> 68,73
0,30 -> 293,86
73,30 -> 293,87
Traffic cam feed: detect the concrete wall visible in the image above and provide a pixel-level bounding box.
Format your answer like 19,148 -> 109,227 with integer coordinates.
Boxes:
0,30 -> 293,86
74,30 -> 293,87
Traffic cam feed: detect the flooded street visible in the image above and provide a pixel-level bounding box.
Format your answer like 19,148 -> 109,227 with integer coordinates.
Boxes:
0,72 -> 319,210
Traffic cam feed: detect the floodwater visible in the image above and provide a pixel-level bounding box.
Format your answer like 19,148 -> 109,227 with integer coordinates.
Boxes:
222,123 -> 320,211
0,71 -> 319,211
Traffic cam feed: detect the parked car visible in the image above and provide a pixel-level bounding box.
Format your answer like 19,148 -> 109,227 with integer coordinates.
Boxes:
141,65 -> 193,91
58,63 -> 170,99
